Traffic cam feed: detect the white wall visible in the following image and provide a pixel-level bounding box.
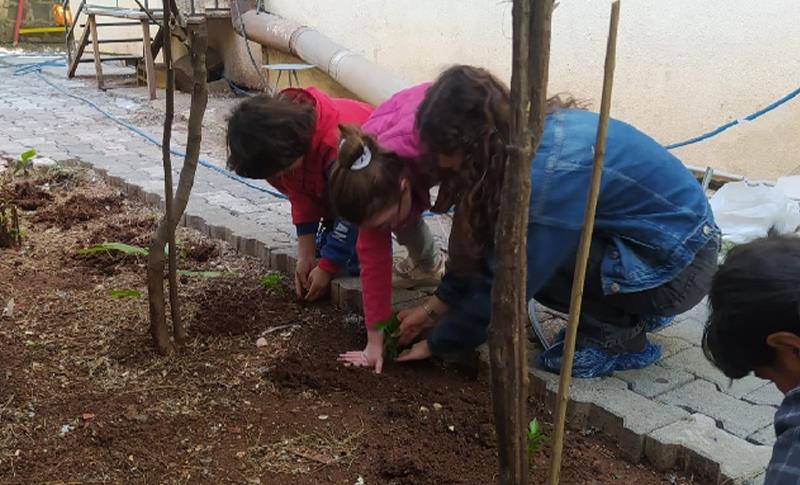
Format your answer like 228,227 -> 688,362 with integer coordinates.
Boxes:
267,0 -> 800,180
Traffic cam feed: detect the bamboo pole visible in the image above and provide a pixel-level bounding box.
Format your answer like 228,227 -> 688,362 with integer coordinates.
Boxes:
546,2 -> 621,484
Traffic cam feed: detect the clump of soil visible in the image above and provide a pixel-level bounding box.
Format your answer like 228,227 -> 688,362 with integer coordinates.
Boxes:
87,216 -> 157,247
183,239 -> 218,262
34,192 -> 124,228
193,278 -> 302,336
1,180 -> 53,210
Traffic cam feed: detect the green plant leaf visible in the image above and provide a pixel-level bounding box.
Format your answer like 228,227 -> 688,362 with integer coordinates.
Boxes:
259,272 -> 284,294
77,242 -> 148,256
526,418 -> 546,457
19,149 -> 36,162
107,288 -> 142,298
177,270 -> 236,278
375,313 -> 401,360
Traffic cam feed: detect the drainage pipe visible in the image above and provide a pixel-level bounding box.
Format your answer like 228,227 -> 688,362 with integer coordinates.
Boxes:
231,0 -> 409,105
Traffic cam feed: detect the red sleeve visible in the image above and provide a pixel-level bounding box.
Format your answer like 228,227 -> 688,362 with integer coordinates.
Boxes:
284,185 -> 325,226
356,227 -> 393,330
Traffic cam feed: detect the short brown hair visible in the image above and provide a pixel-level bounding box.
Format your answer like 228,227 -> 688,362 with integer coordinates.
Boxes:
226,93 -> 315,179
328,124 -> 407,225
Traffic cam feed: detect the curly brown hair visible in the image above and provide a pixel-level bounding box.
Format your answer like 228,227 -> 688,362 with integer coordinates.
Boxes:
416,65 -> 584,272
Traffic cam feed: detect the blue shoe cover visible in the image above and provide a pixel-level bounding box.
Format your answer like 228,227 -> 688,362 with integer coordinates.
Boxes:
539,331 -> 661,378
644,315 -> 675,333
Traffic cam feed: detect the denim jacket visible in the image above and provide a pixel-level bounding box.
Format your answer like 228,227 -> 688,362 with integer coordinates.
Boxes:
431,109 -> 719,354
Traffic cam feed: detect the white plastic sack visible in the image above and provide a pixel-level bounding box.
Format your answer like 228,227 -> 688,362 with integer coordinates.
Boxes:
710,181 -> 800,244
776,175 -> 800,200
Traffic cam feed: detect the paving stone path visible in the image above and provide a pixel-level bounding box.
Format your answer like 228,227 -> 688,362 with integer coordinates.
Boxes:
0,53 -> 775,484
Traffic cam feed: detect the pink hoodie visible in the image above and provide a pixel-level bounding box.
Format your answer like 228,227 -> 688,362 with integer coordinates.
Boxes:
356,82 -> 433,330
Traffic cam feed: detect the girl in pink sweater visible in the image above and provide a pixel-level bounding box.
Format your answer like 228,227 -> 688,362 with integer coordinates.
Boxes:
330,83 -> 444,373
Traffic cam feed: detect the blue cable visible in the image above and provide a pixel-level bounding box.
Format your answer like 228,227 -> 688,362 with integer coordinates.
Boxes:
3,55 -> 290,200
665,85 -> 800,150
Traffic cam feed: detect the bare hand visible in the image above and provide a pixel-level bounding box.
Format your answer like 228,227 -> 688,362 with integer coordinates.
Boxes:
337,330 -> 384,374
397,306 -> 435,346
396,340 -> 432,362
294,258 -> 316,298
305,266 -> 332,302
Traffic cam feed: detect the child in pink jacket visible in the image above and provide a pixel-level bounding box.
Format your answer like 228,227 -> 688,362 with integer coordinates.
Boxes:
329,83 -> 444,373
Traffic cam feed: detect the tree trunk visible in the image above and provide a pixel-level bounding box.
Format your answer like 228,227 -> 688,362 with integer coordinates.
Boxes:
147,2 -> 177,356
489,1 -> 554,483
147,18 -> 209,355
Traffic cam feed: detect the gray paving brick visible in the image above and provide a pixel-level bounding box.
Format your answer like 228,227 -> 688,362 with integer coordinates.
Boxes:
748,425 -> 776,447
658,379 -> 775,438
649,333 -> 692,359
743,383 -> 784,408
645,413 -> 771,484
661,346 -> 768,398
616,364 -> 695,398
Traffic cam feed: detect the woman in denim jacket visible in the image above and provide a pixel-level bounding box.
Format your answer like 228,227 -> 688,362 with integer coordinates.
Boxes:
392,65 -> 720,378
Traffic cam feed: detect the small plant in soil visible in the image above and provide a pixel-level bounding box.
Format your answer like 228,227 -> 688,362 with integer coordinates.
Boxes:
77,242 -> 149,256
0,200 -> 22,248
107,288 -> 143,299
374,313 -> 401,360
526,418 -> 547,464
14,149 -> 36,176
260,272 -> 285,296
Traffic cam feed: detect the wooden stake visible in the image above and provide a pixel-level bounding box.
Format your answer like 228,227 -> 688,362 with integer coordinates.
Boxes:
88,14 -> 103,90
489,1 -> 554,483
546,2 -> 620,484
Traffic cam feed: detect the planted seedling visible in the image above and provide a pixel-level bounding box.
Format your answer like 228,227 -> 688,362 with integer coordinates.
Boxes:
526,418 -> 547,464
13,149 -> 36,176
107,288 -> 143,299
0,201 -> 22,248
178,270 -> 236,279
77,242 -> 149,256
374,313 -> 401,360
260,272 -> 285,295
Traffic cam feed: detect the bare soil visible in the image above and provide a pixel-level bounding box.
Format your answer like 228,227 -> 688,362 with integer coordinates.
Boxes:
0,164 -> 702,484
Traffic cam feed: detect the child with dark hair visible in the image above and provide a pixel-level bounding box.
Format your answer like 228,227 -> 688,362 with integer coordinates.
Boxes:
329,83 -> 445,374
703,235 -> 800,484
373,65 -> 719,378
226,88 -> 372,301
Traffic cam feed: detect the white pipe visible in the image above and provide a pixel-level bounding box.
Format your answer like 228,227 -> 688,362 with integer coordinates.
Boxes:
232,3 -> 409,105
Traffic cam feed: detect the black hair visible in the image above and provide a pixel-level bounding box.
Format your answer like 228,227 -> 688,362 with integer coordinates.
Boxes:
226,93 -> 315,179
703,235 -> 800,378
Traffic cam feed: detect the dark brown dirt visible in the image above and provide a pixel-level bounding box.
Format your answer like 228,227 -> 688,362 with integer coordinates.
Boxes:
0,166 -> 702,485
34,192 -> 124,228
0,180 -> 53,210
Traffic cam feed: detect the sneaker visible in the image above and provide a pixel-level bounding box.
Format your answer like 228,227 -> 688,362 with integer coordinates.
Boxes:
392,251 -> 444,289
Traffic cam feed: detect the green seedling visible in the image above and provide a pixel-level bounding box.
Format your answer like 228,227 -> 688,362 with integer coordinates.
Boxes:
526,418 -> 546,461
77,242 -> 149,256
260,272 -> 285,295
13,149 -> 36,176
107,288 -> 143,299
0,201 -> 22,248
178,270 -> 236,279
374,313 -> 401,360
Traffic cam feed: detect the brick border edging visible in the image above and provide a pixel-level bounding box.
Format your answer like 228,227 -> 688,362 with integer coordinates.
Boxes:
89,162 -> 766,485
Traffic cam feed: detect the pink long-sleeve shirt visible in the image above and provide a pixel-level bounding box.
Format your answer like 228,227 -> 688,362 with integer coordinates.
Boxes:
357,82 -> 435,329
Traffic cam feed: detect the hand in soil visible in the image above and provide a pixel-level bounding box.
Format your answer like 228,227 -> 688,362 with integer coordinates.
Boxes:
338,329 -> 384,373
294,257 -> 316,299
305,266 -> 332,302
397,305 -> 436,346
395,339 -> 433,362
